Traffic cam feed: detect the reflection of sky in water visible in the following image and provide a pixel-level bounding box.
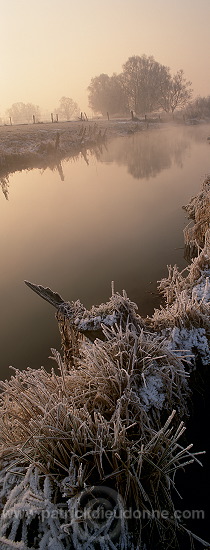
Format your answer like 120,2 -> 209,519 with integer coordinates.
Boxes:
0,125 -> 210,378
99,126 -> 191,178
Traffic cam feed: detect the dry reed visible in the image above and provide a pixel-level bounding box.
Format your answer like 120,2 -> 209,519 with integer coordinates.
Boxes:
0,179 -> 209,549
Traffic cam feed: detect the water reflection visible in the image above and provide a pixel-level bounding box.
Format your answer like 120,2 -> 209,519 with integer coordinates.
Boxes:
99,128 -> 191,179
0,176 -> 9,200
0,124 -> 210,379
0,142 -> 110,199
0,155 -> 66,199
39,159 -> 65,181
1,124 -> 209,199
0,128 -> 107,199
0,153 -> 78,199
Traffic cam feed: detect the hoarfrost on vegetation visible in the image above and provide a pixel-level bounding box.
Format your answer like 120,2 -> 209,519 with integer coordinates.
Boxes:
167,326 -> 210,367
183,176 -> 210,249
75,313 -> 117,331
0,180 -> 209,549
137,373 -> 165,411
192,274 -> 210,303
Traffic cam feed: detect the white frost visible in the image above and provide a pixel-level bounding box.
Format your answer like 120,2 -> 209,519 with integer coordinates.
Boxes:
75,313 -> 117,331
168,326 -> 210,367
192,275 -> 210,303
138,374 -> 165,411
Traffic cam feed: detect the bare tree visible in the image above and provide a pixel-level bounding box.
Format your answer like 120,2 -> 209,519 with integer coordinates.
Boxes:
184,95 -> 210,119
158,70 -> 192,113
7,103 -> 40,124
87,56 -> 193,117
55,97 -> 80,121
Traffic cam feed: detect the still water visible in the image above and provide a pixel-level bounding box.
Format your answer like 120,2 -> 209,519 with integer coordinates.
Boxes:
0,124 -> 210,379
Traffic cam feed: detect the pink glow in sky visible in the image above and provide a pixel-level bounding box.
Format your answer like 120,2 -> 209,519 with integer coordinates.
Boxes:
1,0 -> 209,117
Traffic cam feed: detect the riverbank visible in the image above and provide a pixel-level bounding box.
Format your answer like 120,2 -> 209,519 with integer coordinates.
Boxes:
0,118 -> 159,197
0,116 -> 159,143
0,178 -> 209,549
1,117 -> 210,200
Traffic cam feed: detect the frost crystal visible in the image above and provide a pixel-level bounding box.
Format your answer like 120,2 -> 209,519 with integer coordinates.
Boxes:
0,178 -> 209,549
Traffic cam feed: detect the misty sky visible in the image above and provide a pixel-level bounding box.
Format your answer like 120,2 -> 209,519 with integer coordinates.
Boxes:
1,0 -> 210,117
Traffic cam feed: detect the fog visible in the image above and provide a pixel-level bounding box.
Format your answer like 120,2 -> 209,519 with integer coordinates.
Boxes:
0,0 -> 210,119
1,123 -> 209,377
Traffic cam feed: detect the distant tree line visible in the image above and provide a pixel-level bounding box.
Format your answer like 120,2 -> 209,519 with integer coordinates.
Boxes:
88,55 -> 193,116
5,97 -> 80,125
7,103 -> 41,124
184,95 -> 210,119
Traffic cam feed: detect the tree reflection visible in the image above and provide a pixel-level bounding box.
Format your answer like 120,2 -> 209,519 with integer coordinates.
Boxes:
0,126 -> 198,198
99,129 -> 190,179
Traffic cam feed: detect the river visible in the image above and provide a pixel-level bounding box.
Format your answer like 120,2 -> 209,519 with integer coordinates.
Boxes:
0,122 -> 210,379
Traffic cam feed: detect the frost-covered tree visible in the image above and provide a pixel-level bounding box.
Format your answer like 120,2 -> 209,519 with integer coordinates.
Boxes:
55,96 -> 80,120
7,102 -> 40,124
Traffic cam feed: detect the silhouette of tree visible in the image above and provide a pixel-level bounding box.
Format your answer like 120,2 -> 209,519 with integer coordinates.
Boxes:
121,55 -> 169,114
158,70 -> 192,113
88,73 -> 128,115
88,56 -> 193,116
7,103 -> 40,124
184,95 -> 210,119
55,97 -> 80,121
